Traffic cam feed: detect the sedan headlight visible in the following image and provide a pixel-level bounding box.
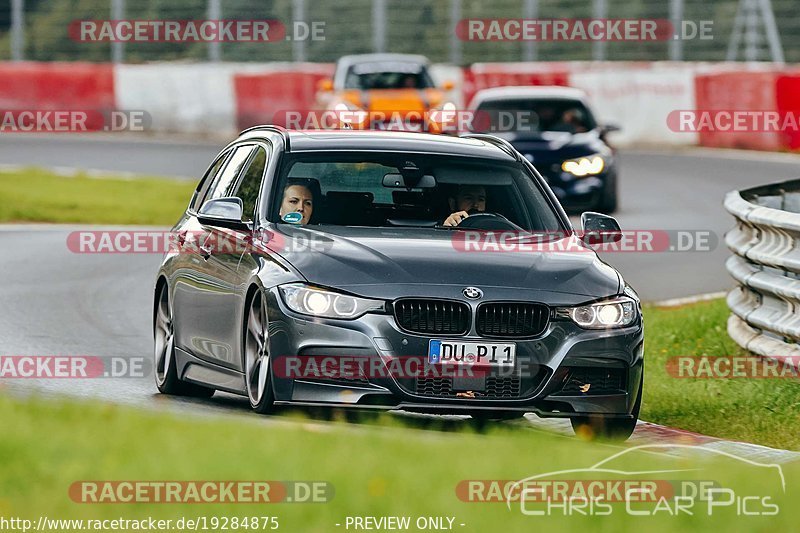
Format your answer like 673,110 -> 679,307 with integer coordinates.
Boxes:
332,101 -> 369,128
561,154 -> 606,177
557,296 -> 638,329
278,283 -> 384,319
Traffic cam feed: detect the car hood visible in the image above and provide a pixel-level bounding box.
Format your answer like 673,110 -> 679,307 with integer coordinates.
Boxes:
265,225 -> 620,302
492,130 -> 607,160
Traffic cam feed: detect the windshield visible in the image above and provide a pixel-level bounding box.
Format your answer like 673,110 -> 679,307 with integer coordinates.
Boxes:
474,98 -> 597,134
271,152 -> 563,232
344,63 -> 435,90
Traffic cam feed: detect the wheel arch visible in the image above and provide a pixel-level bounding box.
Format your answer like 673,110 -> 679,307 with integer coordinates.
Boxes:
153,275 -> 168,330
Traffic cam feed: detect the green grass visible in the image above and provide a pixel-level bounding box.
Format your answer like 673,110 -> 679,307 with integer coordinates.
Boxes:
642,299 -> 800,450
0,167 -> 194,225
0,393 -> 797,532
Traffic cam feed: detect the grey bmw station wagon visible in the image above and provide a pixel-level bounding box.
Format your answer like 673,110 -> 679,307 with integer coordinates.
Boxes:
153,126 -> 643,440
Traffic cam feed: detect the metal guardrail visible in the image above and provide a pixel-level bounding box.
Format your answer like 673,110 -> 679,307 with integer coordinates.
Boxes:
725,178 -> 800,360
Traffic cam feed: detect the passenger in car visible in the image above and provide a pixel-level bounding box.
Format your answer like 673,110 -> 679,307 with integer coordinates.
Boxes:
279,178 -> 318,225
442,184 -> 487,226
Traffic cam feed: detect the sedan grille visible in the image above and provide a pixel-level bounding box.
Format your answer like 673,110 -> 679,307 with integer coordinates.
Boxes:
415,376 -> 521,399
476,302 -> 549,338
393,299 -> 470,335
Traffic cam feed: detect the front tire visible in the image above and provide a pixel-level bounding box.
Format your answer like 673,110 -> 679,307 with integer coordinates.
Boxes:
598,172 -> 618,214
244,289 -> 275,414
154,284 -> 215,398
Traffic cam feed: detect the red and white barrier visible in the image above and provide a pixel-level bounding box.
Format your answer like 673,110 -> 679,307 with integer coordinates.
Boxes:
569,64 -> 699,146
693,70 -> 783,151
233,65 -> 333,131
463,62 -> 571,107
2,60 -> 799,152
0,62 -> 114,130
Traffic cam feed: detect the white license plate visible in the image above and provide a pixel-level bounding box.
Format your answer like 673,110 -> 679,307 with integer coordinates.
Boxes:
428,340 -> 516,366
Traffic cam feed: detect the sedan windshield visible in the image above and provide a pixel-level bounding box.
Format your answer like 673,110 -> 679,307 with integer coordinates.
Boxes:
271,152 -> 564,232
474,98 -> 597,134
344,63 -> 435,90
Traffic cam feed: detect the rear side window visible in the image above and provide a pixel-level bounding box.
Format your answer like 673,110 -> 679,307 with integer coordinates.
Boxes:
206,145 -> 256,201
231,146 -> 268,222
191,149 -> 231,212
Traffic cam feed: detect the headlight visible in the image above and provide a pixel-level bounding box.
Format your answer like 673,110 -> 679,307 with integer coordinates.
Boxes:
278,283 -> 384,319
561,154 -> 606,177
332,101 -> 368,127
556,296 -> 638,329
428,101 -> 458,132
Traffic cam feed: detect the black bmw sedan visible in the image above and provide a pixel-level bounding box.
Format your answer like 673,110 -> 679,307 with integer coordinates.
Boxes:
468,86 -> 620,213
153,127 -> 643,440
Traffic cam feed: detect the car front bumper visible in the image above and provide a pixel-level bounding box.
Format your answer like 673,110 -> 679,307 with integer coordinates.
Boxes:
266,289 -> 643,418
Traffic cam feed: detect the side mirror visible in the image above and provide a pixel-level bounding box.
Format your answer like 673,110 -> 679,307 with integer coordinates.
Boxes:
198,197 -> 249,230
581,211 -> 622,244
442,80 -> 455,91
600,123 -> 621,134
318,78 -> 334,92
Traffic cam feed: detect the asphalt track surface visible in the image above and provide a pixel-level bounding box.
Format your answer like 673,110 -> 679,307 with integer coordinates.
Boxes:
1,134 -> 799,459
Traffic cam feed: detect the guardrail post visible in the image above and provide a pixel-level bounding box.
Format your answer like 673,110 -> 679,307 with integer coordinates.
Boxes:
372,0 -> 386,53
592,0 -> 607,61
111,0 -> 125,64
449,0 -> 462,65
522,0 -> 538,62
208,0 -> 222,62
11,0 -> 24,61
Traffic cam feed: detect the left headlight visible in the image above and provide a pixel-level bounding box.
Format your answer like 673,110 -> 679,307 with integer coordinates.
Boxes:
561,154 -> 606,177
278,283 -> 385,319
556,296 -> 638,329
332,101 -> 369,127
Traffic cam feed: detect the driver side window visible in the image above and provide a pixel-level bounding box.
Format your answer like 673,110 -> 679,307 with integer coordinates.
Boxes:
206,145 -> 256,202
230,146 -> 268,223
190,149 -> 231,212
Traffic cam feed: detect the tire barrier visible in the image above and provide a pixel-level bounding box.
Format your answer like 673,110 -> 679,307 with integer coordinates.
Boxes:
725,179 -> 800,364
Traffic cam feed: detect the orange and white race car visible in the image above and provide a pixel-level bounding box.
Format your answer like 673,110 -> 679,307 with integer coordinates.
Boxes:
315,53 -> 457,133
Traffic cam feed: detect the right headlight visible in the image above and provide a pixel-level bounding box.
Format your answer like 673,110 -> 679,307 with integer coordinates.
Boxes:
556,296 -> 638,329
332,101 -> 369,128
561,154 -> 606,177
278,283 -> 384,319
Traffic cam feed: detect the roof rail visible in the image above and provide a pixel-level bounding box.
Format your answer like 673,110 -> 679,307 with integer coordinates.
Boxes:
459,133 -> 519,161
238,124 -> 291,150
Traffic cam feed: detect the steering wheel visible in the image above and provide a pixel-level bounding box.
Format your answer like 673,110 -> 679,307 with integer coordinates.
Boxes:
455,213 -> 523,231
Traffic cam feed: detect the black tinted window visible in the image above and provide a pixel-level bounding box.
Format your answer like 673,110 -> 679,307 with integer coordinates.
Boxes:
274,152 -> 563,232
231,146 -> 268,222
207,145 -> 255,201
344,63 -> 435,90
475,98 -> 597,134
191,150 -> 230,212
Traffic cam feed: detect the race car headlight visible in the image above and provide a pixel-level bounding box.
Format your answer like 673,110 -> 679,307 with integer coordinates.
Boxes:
278,283 -> 384,319
428,101 -> 458,131
332,101 -> 369,127
561,154 -> 605,177
556,296 -> 638,329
